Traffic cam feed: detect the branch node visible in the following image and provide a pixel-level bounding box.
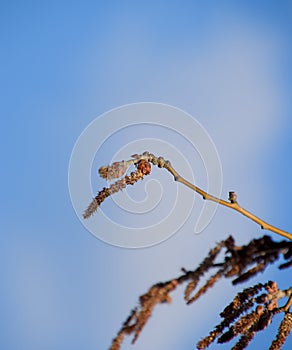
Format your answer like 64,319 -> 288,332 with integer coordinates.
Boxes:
228,191 -> 238,204
157,156 -> 165,168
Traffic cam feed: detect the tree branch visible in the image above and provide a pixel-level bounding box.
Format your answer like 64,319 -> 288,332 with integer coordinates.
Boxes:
129,152 -> 292,241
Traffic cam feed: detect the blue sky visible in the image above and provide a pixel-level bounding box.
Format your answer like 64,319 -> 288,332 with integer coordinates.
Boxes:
1,1 -> 292,349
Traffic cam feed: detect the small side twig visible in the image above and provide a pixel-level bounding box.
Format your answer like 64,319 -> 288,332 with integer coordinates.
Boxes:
140,152 -> 291,240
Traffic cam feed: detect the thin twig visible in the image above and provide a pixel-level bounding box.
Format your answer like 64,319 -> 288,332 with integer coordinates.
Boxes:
129,152 -> 292,241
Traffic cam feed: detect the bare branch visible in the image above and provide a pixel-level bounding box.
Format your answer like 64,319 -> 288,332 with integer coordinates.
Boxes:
84,152 -> 292,240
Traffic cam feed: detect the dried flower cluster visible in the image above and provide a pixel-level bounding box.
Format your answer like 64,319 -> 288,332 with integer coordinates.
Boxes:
109,235 -> 292,349
83,159 -> 151,219
198,280 -> 292,349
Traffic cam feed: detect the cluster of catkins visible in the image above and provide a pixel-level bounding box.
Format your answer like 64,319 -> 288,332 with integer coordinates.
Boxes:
197,281 -> 292,350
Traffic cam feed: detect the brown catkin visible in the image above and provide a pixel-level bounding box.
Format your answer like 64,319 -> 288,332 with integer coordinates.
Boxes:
83,169 -> 145,218
269,312 -> 292,350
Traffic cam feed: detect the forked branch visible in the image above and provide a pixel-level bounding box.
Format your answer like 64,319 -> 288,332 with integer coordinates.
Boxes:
84,151 -> 292,241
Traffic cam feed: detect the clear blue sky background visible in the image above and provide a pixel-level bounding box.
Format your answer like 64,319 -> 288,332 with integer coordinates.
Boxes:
1,1 -> 292,349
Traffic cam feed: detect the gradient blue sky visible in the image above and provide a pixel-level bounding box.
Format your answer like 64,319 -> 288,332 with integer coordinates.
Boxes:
1,1 -> 292,349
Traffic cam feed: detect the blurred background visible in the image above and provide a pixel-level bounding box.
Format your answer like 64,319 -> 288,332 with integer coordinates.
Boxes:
1,1 -> 292,349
